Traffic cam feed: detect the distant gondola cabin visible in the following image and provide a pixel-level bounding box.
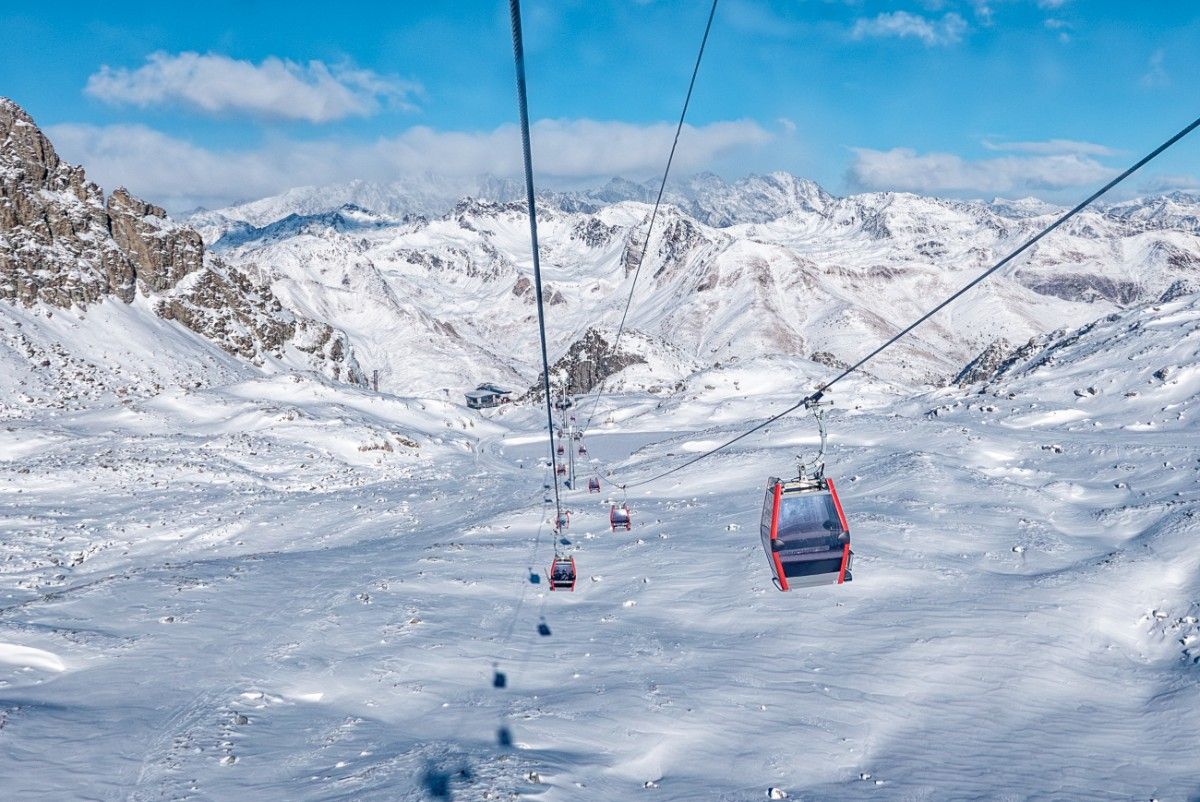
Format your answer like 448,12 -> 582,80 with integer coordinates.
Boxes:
465,384 -> 513,409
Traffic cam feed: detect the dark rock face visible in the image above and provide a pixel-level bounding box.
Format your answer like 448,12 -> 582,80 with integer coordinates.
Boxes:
810,350 -> 849,370
955,339 -> 1014,386
107,187 -> 204,293
570,217 -> 617,248
955,331 -> 1066,387
0,97 -> 362,384
1016,271 -> 1142,305
512,275 -> 533,299
156,262 -> 292,360
1158,278 -> 1200,303
652,216 -> 706,279
525,327 -> 646,399
0,99 -> 135,305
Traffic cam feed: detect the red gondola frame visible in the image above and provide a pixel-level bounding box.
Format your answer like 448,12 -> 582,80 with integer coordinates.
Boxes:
549,555 -> 577,591
761,475 -> 851,592
610,504 -> 632,531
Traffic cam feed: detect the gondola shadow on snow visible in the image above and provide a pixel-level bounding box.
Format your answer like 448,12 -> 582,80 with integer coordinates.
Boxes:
420,723 -> 585,799
420,766 -> 471,800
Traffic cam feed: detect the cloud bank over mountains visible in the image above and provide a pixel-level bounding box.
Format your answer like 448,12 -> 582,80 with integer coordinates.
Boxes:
847,143 -> 1116,195
49,118 -> 772,211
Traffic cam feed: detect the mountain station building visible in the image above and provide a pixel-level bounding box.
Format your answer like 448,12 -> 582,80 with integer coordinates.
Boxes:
465,384 -> 513,409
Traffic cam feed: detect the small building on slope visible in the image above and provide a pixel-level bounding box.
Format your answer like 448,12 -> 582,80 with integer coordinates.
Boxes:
465,383 -> 513,409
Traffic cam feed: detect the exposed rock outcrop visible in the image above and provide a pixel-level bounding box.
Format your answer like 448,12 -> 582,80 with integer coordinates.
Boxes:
954,339 -> 1014,387
525,327 -> 646,399
955,333 -> 1061,387
1015,270 -> 1141,305
0,97 -> 363,385
107,187 -> 204,293
0,99 -> 135,305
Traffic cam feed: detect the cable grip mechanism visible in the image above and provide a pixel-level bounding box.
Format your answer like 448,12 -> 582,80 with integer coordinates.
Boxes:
796,390 -> 832,482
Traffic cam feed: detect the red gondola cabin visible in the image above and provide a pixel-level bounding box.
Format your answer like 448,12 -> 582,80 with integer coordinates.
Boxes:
759,476 -> 851,591
549,556 -> 576,591
588,477 -> 601,493
610,504 -> 631,531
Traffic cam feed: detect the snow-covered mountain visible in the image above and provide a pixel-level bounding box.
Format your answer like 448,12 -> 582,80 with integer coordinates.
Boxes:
10,90 -> 1200,423
187,171 -> 836,241
3,96 -> 1200,802
198,173 -> 1200,400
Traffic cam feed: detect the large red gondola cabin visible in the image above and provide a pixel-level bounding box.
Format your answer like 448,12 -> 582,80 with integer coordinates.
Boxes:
760,476 -> 851,591
610,504 -> 631,531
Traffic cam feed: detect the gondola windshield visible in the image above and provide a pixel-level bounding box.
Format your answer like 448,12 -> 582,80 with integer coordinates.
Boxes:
778,491 -> 843,540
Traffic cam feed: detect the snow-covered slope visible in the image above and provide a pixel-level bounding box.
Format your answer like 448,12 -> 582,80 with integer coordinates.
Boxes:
2,289 -> 1197,800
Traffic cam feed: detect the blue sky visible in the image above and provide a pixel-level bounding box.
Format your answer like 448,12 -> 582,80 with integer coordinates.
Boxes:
3,0 -> 1199,210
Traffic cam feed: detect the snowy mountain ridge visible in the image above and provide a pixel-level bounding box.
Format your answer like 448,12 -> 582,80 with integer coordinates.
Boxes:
190,170 -> 1200,239
202,169 -> 1200,400
7,94 -> 1200,416
185,171 -> 836,241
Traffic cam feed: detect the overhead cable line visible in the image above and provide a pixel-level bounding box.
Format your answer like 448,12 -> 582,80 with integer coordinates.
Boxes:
620,112 -> 1200,489
510,0 -> 564,528
581,0 -> 720,434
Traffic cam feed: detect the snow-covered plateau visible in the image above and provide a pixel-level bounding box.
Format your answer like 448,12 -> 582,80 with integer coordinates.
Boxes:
2,97 -> 1199,800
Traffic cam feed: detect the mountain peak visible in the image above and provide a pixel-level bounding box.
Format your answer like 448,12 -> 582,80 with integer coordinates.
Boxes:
0,97 -> 65,188
0,102 -> 364,384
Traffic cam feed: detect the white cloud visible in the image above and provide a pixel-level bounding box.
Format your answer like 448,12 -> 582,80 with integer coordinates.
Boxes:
1139,173 -> 1200,194
1141,49 -> 1169,88
1036,0 -> 1070,8
970,1 -> 994,26
1043,17 -> 1071,43
850,11 -> 967,46
847,147 -> 1115,194
47,118 -> 772,211
85,52 -> 419,123
981,138 -> 1117,157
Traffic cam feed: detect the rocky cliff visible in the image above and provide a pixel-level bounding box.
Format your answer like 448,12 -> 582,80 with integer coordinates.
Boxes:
0,98 -> 363,384
524,327 -> 647,400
